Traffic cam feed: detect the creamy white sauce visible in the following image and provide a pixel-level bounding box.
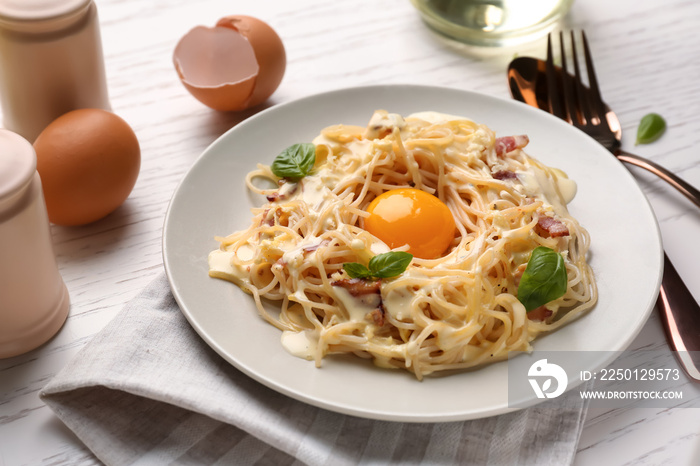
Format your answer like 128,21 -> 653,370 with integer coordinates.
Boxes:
300,176 -> 332,210
407,111 -> 471,124
369,241 -> 390,255
208,249 -> 250,285
281,236 -> 321,268
236,243 -> 255,261
350,238 -> 365,250
282,248 -> 304,268
280,329 -> 317,359
516,164 -> 577,215
552,168 -> 577,204
278,181 -> 298,198
383,287 -> 416,321
332,286 -> 377,322
366,110 -> 406,138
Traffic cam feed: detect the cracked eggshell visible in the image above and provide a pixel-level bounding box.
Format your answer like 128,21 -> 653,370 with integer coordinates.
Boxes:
216,15 -> 286,108
173,15 -> 286,112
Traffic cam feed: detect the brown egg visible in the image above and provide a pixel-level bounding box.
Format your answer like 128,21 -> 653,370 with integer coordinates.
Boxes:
173,15 -> 286,111
33,109 -> 140,226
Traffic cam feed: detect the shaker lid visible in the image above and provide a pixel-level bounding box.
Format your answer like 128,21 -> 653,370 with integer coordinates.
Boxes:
0,130 -> 36,201
0,0 -> 90,21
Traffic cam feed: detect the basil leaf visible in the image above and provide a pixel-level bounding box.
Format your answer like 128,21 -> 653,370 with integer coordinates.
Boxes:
343,262 -> 373,279
270,143 -> 316,180
343,252 -> 413,280
517,247 -> 567,312
635,113 -> 666,145
368,251 -> 413,279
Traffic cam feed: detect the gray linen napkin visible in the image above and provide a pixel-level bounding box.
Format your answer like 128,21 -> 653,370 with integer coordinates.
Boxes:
41,273 -> 591,465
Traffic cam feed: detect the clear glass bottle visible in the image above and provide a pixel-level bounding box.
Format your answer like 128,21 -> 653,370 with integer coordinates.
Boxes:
0,129 -> 69,358
410,0 -> 573,47
0,0 -> 111,142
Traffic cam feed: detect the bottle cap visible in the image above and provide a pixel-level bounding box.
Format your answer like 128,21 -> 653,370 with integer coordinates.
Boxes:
0,0 -> 90,21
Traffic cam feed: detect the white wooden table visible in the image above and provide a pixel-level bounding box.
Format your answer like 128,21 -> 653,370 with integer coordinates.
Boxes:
1,1 -> 699,464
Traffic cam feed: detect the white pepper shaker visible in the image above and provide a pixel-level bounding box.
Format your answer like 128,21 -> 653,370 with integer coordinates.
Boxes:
0,129 -> 69,358
0,0 -> 111,142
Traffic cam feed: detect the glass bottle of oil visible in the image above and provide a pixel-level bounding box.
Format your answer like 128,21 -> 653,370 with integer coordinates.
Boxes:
410,0 -> 573,47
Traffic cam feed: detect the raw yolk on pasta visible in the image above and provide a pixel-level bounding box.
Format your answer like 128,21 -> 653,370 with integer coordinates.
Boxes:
365,188 -> 456,259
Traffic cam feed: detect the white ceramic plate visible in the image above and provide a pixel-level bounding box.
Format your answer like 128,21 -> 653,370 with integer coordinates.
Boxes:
163,84 -> 663,422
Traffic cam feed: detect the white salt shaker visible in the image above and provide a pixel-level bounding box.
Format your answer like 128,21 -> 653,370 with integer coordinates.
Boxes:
0,129 -> 69,358
0,0 -> 111,142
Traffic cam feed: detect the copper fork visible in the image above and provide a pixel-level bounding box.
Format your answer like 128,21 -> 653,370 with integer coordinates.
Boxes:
546,31 -> 700,208
545,31 -> 700,381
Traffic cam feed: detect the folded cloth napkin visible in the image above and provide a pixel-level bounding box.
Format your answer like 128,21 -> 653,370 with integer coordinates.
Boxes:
41,273 -> 591,466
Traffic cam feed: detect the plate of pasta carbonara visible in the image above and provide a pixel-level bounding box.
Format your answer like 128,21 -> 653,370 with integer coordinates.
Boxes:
163,84 -> 662,421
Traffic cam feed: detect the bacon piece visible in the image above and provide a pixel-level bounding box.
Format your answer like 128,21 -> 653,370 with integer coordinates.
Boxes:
493,169 -> 517,180
331,278 -> 381,295
302,240 -> 330,253
528,306 -> 553,321
536,216 -> 570,238
260,209 -> 274,226
260,207 -> 289,227
266,190 -> 292,203
495,135 -> 529,156
266,183 -> 298,202
332,278 -> 385,325
367,307 -> 385,326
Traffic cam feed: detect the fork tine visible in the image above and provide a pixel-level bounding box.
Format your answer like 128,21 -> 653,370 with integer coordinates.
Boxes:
569,31 -> 593,124
545,33 -> 566,120
580,31 -> 608,124
558,31 -> 578,125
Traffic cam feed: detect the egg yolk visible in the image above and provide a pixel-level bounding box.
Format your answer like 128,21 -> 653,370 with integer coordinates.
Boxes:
365,188 -> 456,259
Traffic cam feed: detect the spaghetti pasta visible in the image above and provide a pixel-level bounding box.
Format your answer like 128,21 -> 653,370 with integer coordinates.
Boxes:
209,110 -> 597,380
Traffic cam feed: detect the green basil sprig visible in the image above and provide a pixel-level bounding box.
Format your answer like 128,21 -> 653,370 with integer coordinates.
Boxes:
517,246 -> 568,312
635,113 -> 666,145
270,143 -> 316,180
344,251 -> 413,280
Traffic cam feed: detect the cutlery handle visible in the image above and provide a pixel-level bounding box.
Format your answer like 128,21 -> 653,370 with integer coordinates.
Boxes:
657,253 -> 700,381
616,150 -> 700,209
